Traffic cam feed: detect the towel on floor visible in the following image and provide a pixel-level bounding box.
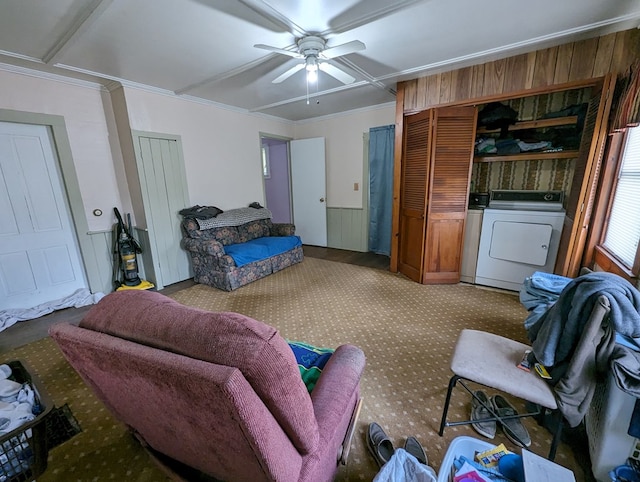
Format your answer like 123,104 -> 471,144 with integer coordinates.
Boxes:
0,289 -> 104,333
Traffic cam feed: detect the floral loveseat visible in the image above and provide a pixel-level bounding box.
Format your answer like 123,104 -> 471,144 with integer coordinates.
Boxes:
181,207 -> 303,291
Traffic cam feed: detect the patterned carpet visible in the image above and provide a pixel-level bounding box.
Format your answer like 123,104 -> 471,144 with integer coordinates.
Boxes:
2,257 -> 587,481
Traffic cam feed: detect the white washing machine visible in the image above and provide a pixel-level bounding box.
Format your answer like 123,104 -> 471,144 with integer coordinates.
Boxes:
475,190 -> 565,292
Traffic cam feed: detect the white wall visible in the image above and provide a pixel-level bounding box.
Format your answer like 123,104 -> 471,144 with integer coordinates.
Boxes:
122,87 -> 295,211
0,68 -> 123,232
294,104 -> 395,208
0,67 -> 395,229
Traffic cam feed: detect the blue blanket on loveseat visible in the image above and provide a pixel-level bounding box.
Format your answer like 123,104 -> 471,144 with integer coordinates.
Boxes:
224,236 -> 302,267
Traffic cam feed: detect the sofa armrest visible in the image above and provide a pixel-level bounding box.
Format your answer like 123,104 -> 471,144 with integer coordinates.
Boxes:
183,238 -> 225,257
310,344 -> 365,439
270,223 -> 296,237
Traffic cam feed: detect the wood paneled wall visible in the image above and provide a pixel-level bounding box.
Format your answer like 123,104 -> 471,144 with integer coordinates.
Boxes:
400,29 -> 640,113
390,28 -> 640,272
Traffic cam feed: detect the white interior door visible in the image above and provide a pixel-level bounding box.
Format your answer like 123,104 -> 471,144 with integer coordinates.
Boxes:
0,122 -> 87,309
290,137 -> 327,247
136,134 -> 191,288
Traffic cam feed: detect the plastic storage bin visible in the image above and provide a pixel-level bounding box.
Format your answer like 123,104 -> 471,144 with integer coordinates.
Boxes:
438,436 -> 496,482
0,360 -> 53,482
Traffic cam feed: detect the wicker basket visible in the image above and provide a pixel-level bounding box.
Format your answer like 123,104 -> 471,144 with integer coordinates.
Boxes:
0,360 -> 53,482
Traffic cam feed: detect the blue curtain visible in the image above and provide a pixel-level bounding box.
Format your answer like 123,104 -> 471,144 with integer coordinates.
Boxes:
368,124 -> 395,256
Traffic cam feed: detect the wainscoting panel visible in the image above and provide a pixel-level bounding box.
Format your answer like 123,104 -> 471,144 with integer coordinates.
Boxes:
327,208 -> 368,252
86,230 -> 114,295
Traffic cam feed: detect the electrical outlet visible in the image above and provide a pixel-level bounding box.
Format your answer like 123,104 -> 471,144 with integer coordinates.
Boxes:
354,182 -> 359,191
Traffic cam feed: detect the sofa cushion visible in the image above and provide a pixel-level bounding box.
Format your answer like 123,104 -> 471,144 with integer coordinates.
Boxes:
238,219 -> 272,243
79,290 -> 319,454
211,226 -> 241,245
225,236 -> 302,267
182,219 -> 241,245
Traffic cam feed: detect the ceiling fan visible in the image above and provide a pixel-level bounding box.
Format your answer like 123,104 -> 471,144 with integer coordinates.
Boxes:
254,36 -> 365,85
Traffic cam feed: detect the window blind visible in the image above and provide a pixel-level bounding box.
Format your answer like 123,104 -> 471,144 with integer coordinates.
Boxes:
603,126 -> 640,268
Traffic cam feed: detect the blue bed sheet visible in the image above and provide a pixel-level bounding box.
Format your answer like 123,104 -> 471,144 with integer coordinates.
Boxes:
224,236 -> 302,267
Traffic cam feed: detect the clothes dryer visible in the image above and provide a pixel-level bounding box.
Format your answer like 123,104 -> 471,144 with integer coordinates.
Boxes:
474,190 -> 565,292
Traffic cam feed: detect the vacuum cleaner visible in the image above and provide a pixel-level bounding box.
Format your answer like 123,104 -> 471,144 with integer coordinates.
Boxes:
112,208 -> 154,291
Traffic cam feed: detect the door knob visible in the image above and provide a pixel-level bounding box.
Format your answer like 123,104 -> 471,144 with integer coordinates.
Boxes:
320,198 -> 325,203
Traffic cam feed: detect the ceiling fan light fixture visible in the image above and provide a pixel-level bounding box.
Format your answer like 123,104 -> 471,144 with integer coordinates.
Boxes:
305,55 -> 318,72
305,55 -> 319,83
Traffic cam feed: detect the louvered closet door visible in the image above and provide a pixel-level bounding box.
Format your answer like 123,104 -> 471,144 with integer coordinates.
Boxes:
422,106 -> 477,284
398,110 -> 432,282
555,74 -> 616,278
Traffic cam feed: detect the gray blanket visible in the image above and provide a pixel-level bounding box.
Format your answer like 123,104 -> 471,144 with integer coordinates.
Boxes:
527,271 -> 640,367
197,207 -> 272,229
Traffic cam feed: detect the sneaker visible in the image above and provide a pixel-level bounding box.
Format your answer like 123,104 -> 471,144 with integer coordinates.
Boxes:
471,390 -> 496,439
491,394 -> 531,447
367,422 -> 395,467
404,436 -> 428,465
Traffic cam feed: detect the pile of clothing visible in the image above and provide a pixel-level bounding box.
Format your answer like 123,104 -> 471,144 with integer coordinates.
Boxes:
520,271 -> 640,427
0,364 -> 40,481
474,101 -> 588,156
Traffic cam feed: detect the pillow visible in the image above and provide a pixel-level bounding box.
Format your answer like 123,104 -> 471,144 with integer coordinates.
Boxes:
288,341 -> 334,393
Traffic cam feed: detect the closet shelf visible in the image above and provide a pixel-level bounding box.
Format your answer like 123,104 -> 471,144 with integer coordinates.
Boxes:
474,150 -> 580,162
476,115 -> 578,134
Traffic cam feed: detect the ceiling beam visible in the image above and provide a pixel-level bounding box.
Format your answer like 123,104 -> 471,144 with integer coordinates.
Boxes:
249,80 -> 371,112
174,53 -> 286,95
320,0 -> 428,36
238,0 -> 307,37
42,0 -> 114,65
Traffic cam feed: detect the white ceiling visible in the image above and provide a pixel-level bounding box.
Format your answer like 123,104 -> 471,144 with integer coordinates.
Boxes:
1,0 -> 639,122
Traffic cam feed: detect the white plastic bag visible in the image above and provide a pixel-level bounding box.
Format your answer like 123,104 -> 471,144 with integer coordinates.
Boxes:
373,448 -> 438,482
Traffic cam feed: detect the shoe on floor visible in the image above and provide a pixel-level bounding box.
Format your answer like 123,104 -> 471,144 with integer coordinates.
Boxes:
404,436 -> 428,465
471,390 -> 496,439
491,394 -> 531,447
367,422 -> 395,467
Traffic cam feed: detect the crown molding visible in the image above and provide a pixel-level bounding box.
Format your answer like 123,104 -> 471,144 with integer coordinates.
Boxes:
0,61 -> 105,91
378,12 -> 640,83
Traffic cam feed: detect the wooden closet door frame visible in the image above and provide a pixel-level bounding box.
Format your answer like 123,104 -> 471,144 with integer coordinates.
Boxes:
390,86 -> 405,272
554,73 -> 616,278
391,77 -> 614,276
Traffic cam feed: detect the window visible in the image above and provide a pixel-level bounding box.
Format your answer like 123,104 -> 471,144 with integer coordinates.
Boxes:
602,126 -> 640,272
261,146 -> 270,178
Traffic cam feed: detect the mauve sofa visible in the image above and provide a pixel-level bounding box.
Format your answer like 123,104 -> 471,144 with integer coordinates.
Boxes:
49,290 -> 365,482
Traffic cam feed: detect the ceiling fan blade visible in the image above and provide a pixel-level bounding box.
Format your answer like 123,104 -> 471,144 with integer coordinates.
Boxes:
319,63 -> 356,84
254,44 -> 303,58
321,40 -> 365,59
272,63 -> 305,83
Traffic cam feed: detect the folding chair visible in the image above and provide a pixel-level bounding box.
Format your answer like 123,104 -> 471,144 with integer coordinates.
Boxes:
439,295 -> 611,460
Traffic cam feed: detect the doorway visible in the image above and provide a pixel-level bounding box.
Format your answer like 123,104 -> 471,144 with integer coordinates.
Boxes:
261,135 -> 292,224
259,134 -> 328,247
